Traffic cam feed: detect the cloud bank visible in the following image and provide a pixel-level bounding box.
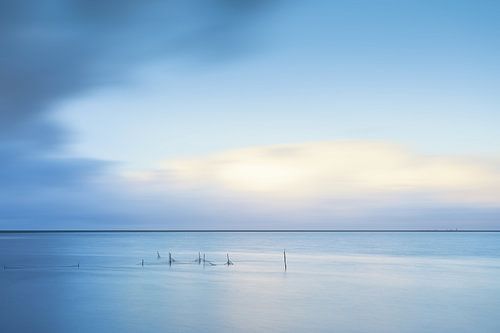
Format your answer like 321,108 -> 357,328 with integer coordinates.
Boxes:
157,141 -> 500,206
104,140 -> 500,229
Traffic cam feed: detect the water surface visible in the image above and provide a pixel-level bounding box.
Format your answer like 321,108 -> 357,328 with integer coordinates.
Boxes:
1,232 -> 499,333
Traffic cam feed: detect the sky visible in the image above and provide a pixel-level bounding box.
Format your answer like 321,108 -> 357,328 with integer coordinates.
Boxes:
1,0 -> 500,230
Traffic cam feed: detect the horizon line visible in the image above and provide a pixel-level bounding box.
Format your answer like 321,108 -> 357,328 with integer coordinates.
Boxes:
1,229 -> 500,233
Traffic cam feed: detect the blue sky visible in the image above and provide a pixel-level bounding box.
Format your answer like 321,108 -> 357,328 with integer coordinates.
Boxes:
56,0 -> 500,165
2,0 -> 500,229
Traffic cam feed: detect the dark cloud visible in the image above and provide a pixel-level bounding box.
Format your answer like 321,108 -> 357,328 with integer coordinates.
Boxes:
0,0 -> 274,126
0,0 -> 276,228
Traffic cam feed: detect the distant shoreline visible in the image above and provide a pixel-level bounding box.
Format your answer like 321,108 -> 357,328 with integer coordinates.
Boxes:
0,229 -> 499,233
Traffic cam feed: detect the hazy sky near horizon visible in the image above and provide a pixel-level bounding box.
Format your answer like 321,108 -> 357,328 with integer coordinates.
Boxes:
1,0 -> 500,229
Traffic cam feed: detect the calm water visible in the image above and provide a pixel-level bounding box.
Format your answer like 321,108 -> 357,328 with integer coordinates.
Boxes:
1,232 -> 499,333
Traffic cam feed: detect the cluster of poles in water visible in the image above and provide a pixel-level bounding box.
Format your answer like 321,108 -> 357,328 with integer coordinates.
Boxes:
3,250 -> 288,271
142,251 -> 233,267
141,250 -> 288,271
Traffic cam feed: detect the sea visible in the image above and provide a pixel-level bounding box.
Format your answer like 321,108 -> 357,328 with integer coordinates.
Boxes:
1,231 -> 499,333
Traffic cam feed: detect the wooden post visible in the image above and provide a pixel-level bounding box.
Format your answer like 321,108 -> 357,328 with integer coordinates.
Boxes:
198,252 -> 201,264
169,252 -> 172,266
283,249 -> 287,271
141,259 -> 144,267
203,253 -> 206,267
157,251 -> 161,259
226,253 -> 233,265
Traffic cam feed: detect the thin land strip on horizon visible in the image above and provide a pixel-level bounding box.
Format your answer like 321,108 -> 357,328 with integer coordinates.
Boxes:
0,229 -> 499,233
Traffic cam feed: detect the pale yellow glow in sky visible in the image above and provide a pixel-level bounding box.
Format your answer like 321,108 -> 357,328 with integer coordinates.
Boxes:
151,141 -> 500,206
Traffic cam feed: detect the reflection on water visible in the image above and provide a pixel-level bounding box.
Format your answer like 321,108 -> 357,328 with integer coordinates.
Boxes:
1,232 -> 500,333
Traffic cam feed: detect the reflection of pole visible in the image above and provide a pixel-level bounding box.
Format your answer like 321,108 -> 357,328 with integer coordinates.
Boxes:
141,259 -> 144,267
198,252 -> 201,264
157,251 -> 161,259
283,250 -> 287,271
169,252 -> 172,266
203,253 -> 206,267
